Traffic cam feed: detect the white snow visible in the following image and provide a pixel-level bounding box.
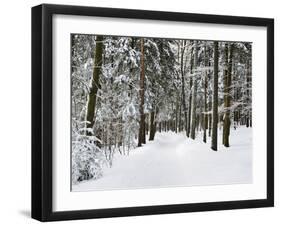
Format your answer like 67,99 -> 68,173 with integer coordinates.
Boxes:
72,127 -> 252,192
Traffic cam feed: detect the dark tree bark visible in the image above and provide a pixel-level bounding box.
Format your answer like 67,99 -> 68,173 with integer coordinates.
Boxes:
86,35 -> 104,131
149,110 -> 157,141
179,41 -> 188,137
233,66 -> 239,128
138,38 -> 146,147
208,97 -> 212,137
203,44 -> 208,143
143,114 -> 146,144
178,102 -> 181,132
191,41 -> 198,140
187,48 -> 193,137
211,41 -> 219,151
222,43 -> 229,145
175,98 -> 179,133
223,44 -> 234,147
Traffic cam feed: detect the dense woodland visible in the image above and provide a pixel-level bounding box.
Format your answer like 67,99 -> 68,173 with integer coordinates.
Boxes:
71,34 -> 252,184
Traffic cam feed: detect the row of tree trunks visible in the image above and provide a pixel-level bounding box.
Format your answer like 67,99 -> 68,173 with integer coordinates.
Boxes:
156,116 -> 212,135
155,120 -> 178,132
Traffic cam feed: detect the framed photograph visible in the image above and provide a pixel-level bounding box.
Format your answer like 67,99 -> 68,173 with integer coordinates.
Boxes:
32,4 -> 274,221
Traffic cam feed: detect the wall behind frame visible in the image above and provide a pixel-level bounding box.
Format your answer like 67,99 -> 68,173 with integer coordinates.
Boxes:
0,0 -> 278,225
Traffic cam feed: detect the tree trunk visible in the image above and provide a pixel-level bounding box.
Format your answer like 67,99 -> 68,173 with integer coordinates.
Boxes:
222,43 -> 229,145
191,41 -> 198,140
223,44 -> 234,147
86,35 -> 104,131
211,41 -> 219,151
208,97 -> 212,137
179,98 -> 183,132
203,44 -> 208,143
149,111 -> 156,140
222,43 -> 228,145
246,48 -> 252,128
187,46 -> 193,138
175,97 -> 179,133
138,38 -> 146,147
143,114 -> 146,144
179,41 -> 188,137
187,78 -> 193,137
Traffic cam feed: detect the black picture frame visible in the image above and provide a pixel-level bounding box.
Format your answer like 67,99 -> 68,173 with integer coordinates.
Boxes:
32,3 -> 274,222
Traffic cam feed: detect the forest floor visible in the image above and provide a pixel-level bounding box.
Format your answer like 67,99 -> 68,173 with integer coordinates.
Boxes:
72,127 -> 252,192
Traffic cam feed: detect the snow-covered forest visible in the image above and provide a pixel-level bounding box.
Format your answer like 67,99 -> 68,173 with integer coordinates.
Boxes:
71,34 -> 252,190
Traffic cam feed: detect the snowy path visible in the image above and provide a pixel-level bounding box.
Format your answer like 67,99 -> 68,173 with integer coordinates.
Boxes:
72,127 -> 252,191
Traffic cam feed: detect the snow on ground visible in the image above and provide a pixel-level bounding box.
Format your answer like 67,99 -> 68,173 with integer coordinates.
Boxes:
72,127 -> 252,192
